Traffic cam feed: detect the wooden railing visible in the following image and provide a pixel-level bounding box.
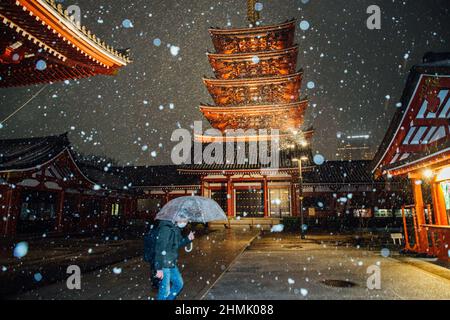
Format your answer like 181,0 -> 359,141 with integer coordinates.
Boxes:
422,224 -> 450,262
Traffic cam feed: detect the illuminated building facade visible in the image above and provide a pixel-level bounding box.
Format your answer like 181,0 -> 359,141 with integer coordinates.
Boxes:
373,52 -> 450,262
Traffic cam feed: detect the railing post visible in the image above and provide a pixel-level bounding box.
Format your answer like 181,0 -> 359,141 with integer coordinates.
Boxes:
402,205 -> 412,251
427,204 -> 437,256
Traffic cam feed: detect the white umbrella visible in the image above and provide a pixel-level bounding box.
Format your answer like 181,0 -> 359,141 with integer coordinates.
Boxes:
155,196 -> 227,223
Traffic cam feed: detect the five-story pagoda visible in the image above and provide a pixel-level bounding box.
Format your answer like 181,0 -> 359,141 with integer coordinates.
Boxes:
180,1 -> 313,225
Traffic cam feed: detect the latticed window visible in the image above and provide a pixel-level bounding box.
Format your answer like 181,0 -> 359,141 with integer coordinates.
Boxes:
111,203 -> 120,217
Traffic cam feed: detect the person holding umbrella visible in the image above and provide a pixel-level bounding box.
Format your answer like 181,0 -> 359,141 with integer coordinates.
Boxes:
150,196 -> 228,300
154,211 -> 195,300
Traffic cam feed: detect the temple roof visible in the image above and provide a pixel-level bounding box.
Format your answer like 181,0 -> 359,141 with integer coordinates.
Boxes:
117,165 -> 200,188
0,133 -> 132,192
178,144 -> 315,175
0,133 -> 70,172
303,160 -> 380,184
372,52 -> 450,176
177,160 -> 386,185
0,0 -> 131,87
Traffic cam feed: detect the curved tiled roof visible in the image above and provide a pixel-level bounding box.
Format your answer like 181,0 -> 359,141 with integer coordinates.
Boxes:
0,133 -> 69,172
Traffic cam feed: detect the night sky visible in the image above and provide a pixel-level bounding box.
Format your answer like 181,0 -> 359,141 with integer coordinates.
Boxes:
0,0 -> 449,166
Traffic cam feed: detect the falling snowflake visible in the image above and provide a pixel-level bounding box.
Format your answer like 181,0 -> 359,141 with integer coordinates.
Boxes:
299,20 -> 310,31
170,45 -> 180,56
36,60 -> 47,71
122,19 -> 133,28
13,242 -> 28,259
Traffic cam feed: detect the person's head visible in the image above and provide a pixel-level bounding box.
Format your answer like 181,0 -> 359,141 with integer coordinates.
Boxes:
175,218 -> 188,229
175,209 -> 189,228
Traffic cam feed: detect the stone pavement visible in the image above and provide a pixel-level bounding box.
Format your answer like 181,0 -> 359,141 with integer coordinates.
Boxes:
204,233 -> 450,300
6,230 -> 450,300
0,233 -> 143,298
11,229 -> 259,300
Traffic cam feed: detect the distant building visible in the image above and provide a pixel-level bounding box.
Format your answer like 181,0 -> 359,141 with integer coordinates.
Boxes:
337,134 -> 374,161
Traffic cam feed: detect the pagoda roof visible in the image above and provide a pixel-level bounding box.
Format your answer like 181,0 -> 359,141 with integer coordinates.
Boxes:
207,46 -> 298,60
207,46 -> 299,80
203,71 -> 303,107
199,100 -> 308,132
0,0 -> 130,87
203,71 -> 303,87
194,129 -> 314,143
208,20 -> 296,54
208,20 -> 295,36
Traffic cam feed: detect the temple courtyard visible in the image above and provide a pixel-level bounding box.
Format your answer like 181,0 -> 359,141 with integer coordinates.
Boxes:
3,230 -> 449,300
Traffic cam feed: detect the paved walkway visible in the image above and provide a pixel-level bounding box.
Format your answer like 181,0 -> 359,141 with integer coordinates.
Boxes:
204,233 -> 450,300
12,230 -> 258,300
8,231 -> 450,300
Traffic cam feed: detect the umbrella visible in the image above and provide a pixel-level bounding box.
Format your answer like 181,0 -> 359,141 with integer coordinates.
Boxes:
155,196 -> 227,223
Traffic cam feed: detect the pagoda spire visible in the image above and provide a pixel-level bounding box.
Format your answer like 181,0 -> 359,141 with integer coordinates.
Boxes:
247,0 -> 260,25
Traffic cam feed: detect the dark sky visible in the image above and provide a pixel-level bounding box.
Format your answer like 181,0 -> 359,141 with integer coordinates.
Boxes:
0,0 -> 449,166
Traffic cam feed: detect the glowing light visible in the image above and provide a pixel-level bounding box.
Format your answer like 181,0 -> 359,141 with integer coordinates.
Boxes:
423,169 -> 434,179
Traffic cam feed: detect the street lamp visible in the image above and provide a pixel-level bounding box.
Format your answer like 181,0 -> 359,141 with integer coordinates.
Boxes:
293,156 -> 308,239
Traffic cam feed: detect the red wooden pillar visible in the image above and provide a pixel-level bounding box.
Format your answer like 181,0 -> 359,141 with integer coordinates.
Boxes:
291,176 -> 298,217
411,179 -> 429,253
200,176 -> 205,197
226,175 -> 234,218
432,182 -> 449,226
56,191 -> 65,233
164,191 -> 170,205
263,176 -> 269,218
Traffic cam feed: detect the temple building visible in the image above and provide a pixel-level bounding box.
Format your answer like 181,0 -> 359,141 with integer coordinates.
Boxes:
0,134 -> 135,236
373,52 -> 450,262
127,18 -> 409,230
0,0 -> 130,87
0,4 -> 418,237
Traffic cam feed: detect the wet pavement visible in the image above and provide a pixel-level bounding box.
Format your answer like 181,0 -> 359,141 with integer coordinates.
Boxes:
204,233 -> 450,300
6,230 -> 450,300
0,233 -> 143,298
11,229 -> 259,300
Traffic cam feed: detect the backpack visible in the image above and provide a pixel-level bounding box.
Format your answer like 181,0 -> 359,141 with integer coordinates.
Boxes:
143,224 -> 159,264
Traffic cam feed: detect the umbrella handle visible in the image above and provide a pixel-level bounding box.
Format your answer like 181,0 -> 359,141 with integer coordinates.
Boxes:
184,242 -> 193,253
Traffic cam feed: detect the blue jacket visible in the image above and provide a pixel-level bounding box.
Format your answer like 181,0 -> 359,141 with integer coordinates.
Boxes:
154,220 -> 191,270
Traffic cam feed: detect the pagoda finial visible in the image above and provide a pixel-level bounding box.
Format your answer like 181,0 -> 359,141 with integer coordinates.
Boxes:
247,0 -> 260,26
